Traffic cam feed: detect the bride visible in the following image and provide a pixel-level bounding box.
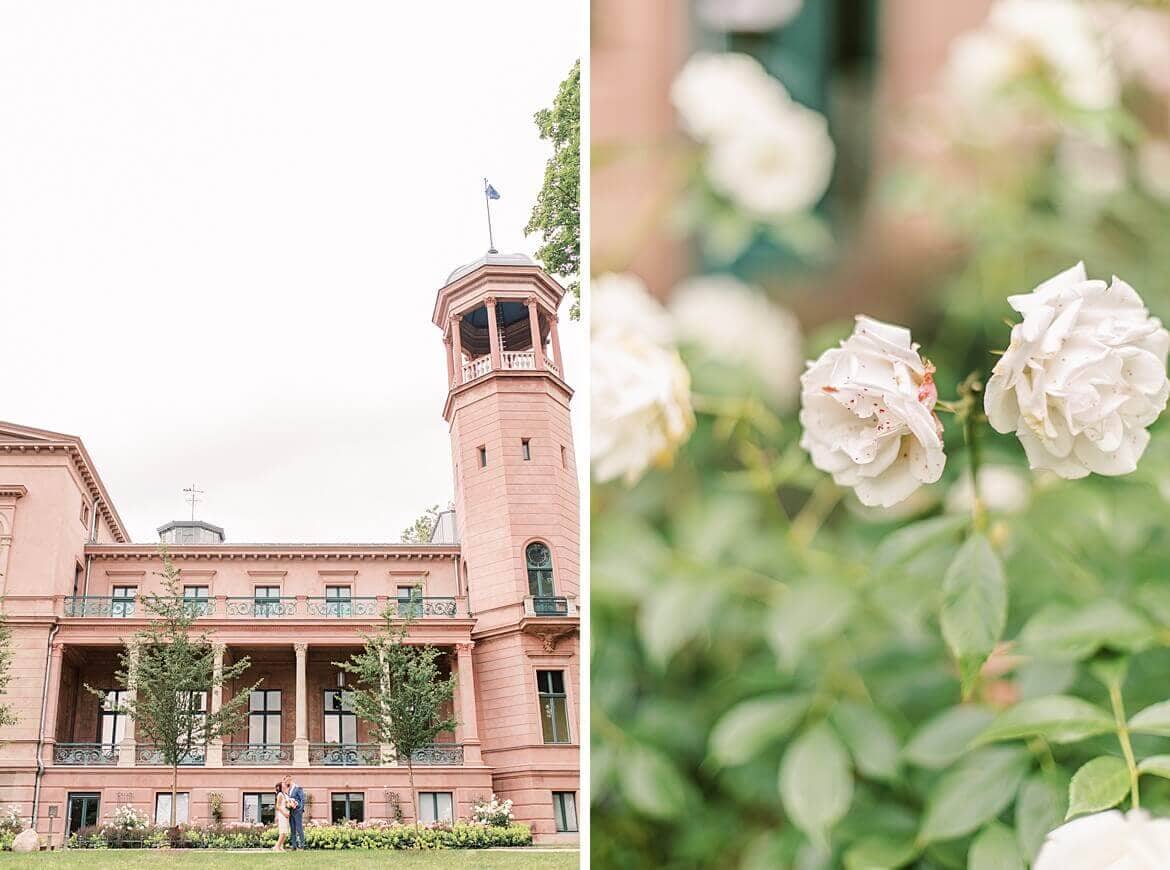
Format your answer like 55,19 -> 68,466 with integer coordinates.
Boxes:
273,781 -> 290,851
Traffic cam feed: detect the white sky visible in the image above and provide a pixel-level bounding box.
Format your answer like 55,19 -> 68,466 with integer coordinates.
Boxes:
0,1 -> 585,543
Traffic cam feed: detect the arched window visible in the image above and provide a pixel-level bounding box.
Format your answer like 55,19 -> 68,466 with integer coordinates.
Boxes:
526,542 -> 554,597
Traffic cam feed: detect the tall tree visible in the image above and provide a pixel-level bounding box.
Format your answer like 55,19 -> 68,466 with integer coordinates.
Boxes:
0,614 -> 16,733
88,550 -> 258,826
400,501 -> 454,544
526,59 -> 581,319
336,606 -> 457,839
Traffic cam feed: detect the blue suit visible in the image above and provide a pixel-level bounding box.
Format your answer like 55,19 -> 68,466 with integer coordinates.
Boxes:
288,783 -> 306,849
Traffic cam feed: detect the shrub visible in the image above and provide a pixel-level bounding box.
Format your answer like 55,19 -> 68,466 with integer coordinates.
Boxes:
471,793 -> 514,827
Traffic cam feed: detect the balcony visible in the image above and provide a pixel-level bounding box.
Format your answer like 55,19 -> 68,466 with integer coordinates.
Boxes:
398,743 -> 465,766
223,743 -> 293,766
62,595 -> 461,620
459,350 -> 560,384
523,596 -> 577,618
136,744 -> 206,766
308,742 -> 382,766
461,356 -> 492,382
53,743 -> 118,766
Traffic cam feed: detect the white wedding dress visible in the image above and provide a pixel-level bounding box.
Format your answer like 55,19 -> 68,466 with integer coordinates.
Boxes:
276,793 -> 291,835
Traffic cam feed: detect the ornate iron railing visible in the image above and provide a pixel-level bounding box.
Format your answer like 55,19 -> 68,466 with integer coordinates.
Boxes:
308,743 -> 381,766
135,744 -> 206,766
304,597 -> 380,618
223,743 -> 292,765
532,596 -> 569,616
398,743 -> 464,766
390,597 -> 457,618
64,596 -> 215,618
54,743 -> 118,765
225,597 -> 298,618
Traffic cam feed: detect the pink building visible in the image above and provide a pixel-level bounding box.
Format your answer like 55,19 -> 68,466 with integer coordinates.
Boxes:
0,254 -> 580,845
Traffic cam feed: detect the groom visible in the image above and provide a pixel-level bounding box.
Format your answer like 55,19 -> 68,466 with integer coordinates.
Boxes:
283,774 -> 306,850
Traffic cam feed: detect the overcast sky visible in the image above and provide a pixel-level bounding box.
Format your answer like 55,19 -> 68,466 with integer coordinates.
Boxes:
0,1 -> 584,543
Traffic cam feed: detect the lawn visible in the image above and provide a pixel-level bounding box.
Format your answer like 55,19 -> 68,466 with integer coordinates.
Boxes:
0,851 -> 578,869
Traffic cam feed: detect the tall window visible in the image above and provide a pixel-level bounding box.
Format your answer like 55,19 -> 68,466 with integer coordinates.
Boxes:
323,690 -> 357,745
99,689 -> 127,747
526,542 -> 555,597
397,584 -> 422,618
155,792 -> 189,825
325,585 -> 352,617
418,792 -> 453,824
111,586 -> 137,618
242,793 -> 275,825
478,445 -> 487,468
249,690 -> 281,744
553,792 -> 578,833
179,691 -> 208,762
253,585 -> 281,618
331,792 -> 364,823
521,438 -> 531,461
537,670 -> 570,744
183,585 -> 210,616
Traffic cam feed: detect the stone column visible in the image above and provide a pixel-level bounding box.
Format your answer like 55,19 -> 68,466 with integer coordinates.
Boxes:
525,297 -> 546,370
118,644 -> 138,766
42,641 -> 65,764
455,643 -> 482,764
484,296 -> 502,371
294,642 -> 309,766
205,643 -> 225,767
550,314 -> 565,376
450,315 -> 464,385
378,649 -> 397,767
443,334 -> 455,387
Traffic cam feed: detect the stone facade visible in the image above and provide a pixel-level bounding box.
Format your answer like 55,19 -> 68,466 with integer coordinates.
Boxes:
0,256 -> 580,846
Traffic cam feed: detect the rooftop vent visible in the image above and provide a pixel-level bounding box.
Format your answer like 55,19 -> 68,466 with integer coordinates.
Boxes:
158,520 -> 225,545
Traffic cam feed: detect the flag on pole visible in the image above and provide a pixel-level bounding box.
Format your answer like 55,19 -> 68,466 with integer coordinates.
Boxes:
485,181 -> 501,200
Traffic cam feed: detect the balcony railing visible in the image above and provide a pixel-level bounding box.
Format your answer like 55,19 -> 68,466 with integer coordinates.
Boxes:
502,350 -> 535,370
226,597 -> 298,618
63,596 -> 461,619
224,743 -> 293,766
398,743 -> 464,766
304,597 -> 379,618
308,743 -> 382,766
461,356 -> 492,382
54,743 -> 118,766
532,596 -> 570,616
390,597 -> 458,618
136,744 -> 206,766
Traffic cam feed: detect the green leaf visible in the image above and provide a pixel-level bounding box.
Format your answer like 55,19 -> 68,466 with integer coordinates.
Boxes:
842,835 -> 918,870
918,746 -> 1030,845
871,514 -> 967,575
769,580 -> 854,670
1066,756 -> 1130,818
1138,755 -> 1170,780
619,745 -> 692,820
1018,601 -> 1155,660
939,534 -> 1007,696
779,723 -> 854,848
1137,583 -> 1170,629
832,701 -> 901,781
708,693 -> 810,766
1129,700 -> 1170,737
969,822 -> 1023,870
1015,774 -> 1068,863
638,581 -> 719,667
903,705 -> 996,770
973,695 -> 1114,745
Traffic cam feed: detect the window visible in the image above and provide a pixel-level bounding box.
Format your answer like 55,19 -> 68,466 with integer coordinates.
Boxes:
111,586 -> 137,618
243,792 -> 275,825
553,792 -> 578,833
253,585 -> 281,618
397,584 -> 422,618
98,689 -> 127,747
522,438 -> 531,461
561,445 -> 568,469
537,670 -> 570,744
249,690 -> 281,744
80,500 -> 91,529
325,585 -> 352,617
323,690 -> 357,746
155,792 -> 189,825
526,542 -> 555,598
478,445 -> 487,468
331,792 -> 364,823
73,562 -> 83,597
183,585 -> 210,616
418,792 -> 453,824
67,793 -> 100,836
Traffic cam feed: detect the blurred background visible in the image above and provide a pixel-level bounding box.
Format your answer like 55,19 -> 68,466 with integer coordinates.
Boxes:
591,1 -> 1170,868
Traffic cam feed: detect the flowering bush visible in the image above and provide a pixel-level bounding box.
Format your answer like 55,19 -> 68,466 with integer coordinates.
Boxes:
0,806 -> 23,835
108,804 -> 148,831
471,793 -> 514,827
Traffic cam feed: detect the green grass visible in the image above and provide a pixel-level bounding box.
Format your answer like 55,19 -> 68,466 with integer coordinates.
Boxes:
0,851 -> 578,869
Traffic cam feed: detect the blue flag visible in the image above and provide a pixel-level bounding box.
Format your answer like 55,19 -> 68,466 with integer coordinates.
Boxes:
485,182 -> 501,200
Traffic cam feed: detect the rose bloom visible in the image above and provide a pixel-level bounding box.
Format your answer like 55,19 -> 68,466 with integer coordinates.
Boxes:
799,316 -> 946,508
669,52 -> 790,143
592,274 -> 695,485
669,275 -> 803,408
985,263 -> 1170,479
1035,810 -> 1170,869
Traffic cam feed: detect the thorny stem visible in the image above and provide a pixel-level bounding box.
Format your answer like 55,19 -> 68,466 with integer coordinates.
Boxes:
948,372 -> 987,533
1109,681 -> 1142,810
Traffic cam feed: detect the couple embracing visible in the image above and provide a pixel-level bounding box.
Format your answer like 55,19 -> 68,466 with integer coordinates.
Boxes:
273,774 -> 306,851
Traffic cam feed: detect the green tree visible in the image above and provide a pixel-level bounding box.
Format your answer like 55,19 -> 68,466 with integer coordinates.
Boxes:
526,59 -> 580,319
88,549 -> 258,826
400,504 -> 443,544
336,606 -> 457,838
0,613 -> 16,733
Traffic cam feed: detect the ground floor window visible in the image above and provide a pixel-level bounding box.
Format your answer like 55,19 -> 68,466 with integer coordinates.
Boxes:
155,792 -> 189,826
418,791 -> 453,824
331,792 -> 364,823
553,792 -> 578,832
243,792 -> 276,825
67,792 -> 100,835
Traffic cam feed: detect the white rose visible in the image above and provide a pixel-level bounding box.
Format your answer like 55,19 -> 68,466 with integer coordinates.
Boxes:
670,275 -> 803,408
1035,810 -> 1170,870
592,274 -> 695,485
985,263 -> 1170,478
669,52 -> 790,143
799,316 -> 946,508
704,104 -> 834,216
696,0 -> 803,32
945,465 -> 1031,515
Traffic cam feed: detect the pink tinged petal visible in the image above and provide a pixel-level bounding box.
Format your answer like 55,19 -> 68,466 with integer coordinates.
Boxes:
907,432 -> 945,484
853,432 -> 902,479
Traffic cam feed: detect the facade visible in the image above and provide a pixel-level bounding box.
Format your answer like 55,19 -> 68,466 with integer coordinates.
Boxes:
0,254 -> 580,845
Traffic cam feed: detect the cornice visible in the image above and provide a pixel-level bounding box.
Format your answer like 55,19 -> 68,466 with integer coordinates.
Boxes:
442,368 -> 574,422
0,485 -> 27,499
85,543 -> 461,561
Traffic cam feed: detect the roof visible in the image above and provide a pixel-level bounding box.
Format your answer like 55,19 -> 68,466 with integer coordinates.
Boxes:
444,251 -> 536,285
158,519 -> 226,537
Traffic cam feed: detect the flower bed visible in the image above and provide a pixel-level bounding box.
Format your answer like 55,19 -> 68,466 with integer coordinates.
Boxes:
67,821 -> 532,850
